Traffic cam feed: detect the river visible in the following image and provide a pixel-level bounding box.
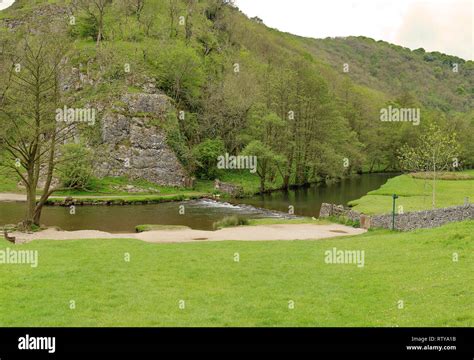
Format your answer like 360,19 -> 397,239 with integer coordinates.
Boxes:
0,173 -> 395,232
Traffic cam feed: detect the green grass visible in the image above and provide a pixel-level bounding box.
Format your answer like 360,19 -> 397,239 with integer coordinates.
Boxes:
218,171 -> 284,196
135,224 -> 190,233
54,176 -> 195,196
0,221 -> 472,327
212,216 -> 250,230
349,171 -> 474,215
410,171 -> 474,180
0,172 -> 21,193
248,217 -> 330,226
44,176 -> 212,203
0,173 -> 264,202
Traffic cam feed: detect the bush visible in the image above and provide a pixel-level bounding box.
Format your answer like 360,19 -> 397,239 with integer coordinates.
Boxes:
192,139 -> 225,179
57,144 -> 94,190
213,216 -> 249,230
76,15 -> 99,41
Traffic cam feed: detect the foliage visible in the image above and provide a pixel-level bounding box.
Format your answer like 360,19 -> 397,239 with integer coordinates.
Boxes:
57,143 -> 95,190
398,123 -> 461,208
192,139 -> 225,180
212,215 -> 250,230
1,0 -> 473,197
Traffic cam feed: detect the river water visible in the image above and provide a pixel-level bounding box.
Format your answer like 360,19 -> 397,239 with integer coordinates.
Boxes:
0,173 -> 395,232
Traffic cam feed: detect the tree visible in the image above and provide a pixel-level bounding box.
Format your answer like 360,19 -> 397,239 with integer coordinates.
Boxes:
0,34 -> 74,228
168,0 -> 179,38
77,0 -> 113,46
184,0 -> 196,43
130,0 -> 145,21
242,140 -> 282,193
57,143 -> 95,190
149,42 -> 204,108
192,139 -> 225,179
398,123 -> 460,208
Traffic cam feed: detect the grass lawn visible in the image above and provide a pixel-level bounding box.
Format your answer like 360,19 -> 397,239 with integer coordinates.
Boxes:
349,171 -> 474,215
0,172 -> 266,201
0,221 -> 472,327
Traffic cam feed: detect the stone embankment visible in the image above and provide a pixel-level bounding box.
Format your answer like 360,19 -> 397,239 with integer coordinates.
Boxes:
319,203 -> 473,231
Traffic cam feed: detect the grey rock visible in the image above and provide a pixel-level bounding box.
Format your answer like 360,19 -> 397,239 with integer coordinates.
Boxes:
95,93 -> 187,187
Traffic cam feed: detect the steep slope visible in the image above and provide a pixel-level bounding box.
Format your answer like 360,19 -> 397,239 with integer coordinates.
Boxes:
300,36 -> 473,112
1,0 -> 472,192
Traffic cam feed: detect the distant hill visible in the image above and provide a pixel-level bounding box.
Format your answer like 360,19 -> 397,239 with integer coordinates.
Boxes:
302,36 -> 473,112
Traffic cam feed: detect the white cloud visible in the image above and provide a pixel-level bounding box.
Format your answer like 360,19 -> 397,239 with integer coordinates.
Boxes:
0,0 -> 15,11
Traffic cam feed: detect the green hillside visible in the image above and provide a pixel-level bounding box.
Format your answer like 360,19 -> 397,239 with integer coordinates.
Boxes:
1,0 -> 473,193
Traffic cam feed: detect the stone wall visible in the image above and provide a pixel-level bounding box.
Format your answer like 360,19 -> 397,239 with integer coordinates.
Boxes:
370,205 -> 473,231
319,203 -> 473,231
319,203 -> 361,223
95,93 -> 188,187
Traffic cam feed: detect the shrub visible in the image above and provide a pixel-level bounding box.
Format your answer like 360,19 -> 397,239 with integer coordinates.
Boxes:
192,139 -> 225,180
57,144 -> 94,190
213,216 -> 249,230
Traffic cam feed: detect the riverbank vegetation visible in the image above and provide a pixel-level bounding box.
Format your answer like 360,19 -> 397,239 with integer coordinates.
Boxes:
0,220 -> 471,326
349,170 -> 474,215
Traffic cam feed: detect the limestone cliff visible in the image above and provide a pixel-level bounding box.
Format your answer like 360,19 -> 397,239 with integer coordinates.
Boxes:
95,93 -> 187,187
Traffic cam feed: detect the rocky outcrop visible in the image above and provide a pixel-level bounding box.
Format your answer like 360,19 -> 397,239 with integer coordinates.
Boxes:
214,180 -> 244,198
95,93 -> 188,187
319,203 -> 361,222
1,4 -> 70,31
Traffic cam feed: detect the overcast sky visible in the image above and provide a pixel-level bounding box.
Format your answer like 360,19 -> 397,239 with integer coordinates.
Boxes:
1,0 -> 472,59
0,0 -> 15,11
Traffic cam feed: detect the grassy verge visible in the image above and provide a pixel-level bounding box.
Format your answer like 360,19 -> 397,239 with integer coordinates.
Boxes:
135,225 -> 191,233
0,221 -> 471,326
218,171 -> 284,196
46,193 -> 206,205
247,217 -> 331,226
53,176 -> 210,196
349,171 -> 474,215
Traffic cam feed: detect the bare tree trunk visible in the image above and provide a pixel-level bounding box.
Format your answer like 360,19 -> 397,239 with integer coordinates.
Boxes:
97,16 -> 103,46
26,181 -> 37,227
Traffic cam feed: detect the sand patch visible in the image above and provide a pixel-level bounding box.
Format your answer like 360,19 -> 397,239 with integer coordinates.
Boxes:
9,224 -> 366,244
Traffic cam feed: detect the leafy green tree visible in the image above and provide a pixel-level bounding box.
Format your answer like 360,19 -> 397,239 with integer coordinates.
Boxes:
77,0 -> 113,46
0,33 -> 71,228
192,139 -> 225,179
149,42 -> 204,107
398,123 -> 461,208
242,140 -> 282,193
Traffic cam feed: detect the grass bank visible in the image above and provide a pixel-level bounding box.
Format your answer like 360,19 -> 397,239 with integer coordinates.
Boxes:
0,221 -> 472,326
349,170 -> 474,215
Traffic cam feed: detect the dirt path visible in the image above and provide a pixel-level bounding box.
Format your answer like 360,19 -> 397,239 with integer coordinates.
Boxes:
0,193 -> 28,202
10,224 -> 366,243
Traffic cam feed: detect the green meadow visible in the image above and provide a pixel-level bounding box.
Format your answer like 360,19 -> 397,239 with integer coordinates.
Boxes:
349,171 -> 474,215
0,221 -> 472,327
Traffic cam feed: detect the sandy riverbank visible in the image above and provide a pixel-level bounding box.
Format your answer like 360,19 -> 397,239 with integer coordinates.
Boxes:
9,224 -> 366,243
